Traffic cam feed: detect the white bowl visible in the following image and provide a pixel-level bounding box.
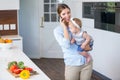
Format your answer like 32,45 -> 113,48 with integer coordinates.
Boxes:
0,43 -> 13,50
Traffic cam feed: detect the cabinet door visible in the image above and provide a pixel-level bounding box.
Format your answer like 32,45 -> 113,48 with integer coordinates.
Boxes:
0,0 -> 19,10
12,39 -> 23,50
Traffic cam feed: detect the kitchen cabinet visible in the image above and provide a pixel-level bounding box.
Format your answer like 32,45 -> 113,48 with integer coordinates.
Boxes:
0,0 -> 19,10
1,35 -> 23,51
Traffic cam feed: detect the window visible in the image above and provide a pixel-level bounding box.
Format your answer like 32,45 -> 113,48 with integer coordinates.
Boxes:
44,0 -> 59,22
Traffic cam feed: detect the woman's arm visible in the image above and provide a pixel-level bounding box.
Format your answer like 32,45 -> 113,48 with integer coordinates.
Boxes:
60,18 -> 70,40
53,28 -> 71,49
54,18 -> 71,49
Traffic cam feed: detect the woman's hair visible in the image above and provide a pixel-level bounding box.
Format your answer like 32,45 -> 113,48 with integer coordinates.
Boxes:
73,18 -> 82,28
57,4 -> 70,15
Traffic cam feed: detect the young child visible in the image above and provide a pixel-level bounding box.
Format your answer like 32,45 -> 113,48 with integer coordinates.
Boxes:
69,18 -> 93,63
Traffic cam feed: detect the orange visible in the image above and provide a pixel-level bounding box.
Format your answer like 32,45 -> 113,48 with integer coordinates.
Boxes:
5,39 -> 12,43
0,38 -> 5,43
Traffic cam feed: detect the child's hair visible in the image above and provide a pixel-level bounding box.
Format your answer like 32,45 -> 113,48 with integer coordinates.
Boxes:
72,18 -> 82,28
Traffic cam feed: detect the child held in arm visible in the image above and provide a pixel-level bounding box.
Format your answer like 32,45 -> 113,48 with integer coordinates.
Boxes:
69,18 -> 94,63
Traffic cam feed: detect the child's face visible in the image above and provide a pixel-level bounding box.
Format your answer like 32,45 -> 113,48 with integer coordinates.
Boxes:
69,21 -> 79,34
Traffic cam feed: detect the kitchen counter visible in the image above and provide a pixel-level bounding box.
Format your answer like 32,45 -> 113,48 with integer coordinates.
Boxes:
1,35 -> 22,40
1,35 -> 23,50
0,48 -> 51,80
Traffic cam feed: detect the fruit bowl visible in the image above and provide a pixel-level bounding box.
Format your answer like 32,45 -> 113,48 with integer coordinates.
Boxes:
0,38 -> 13,50
0,43 -> 13,50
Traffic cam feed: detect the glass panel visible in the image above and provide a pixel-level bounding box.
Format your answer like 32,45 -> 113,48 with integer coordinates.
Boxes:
93,2 -> 120,33
51,14 -> 57,21
51,0 -> 56,3
44,0 -> 49,3
51,4 -> 56,12
44,4 -> 49,12
43,0 -> 58,22
82,2 -> 94,19
44,14 -> 50,22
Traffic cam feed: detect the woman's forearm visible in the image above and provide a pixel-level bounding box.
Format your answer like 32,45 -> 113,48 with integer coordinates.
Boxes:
63,26 -> 70,40
54,27 -> 70,48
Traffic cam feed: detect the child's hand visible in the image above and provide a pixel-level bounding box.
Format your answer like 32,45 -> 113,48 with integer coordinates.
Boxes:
81,43 -> 86,49
84,45 -> 91,51
81,43 -> 91,51
71,38 -> 75,44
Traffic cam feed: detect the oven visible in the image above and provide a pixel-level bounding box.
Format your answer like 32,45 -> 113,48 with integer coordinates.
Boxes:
82,2 -> 120,33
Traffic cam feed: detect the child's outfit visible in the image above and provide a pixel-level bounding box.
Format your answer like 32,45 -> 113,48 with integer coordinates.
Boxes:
72,29 -> 94,52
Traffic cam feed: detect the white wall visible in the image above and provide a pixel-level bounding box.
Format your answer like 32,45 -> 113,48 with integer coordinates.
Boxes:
65,0 -> 120,80
0,0 -> 19,10
19,0 -> 41,58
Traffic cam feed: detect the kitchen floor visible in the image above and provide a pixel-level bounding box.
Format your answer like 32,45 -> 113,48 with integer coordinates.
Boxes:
31,58 -> 109,80
32,58 -> 64,80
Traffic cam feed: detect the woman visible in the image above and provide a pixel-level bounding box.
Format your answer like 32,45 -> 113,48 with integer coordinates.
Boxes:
53,4 -> 93,80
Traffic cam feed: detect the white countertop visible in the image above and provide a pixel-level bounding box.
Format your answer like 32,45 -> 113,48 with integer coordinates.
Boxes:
0,48 -> 51,80
1,35 -> 23,51
1,35 -> 22,40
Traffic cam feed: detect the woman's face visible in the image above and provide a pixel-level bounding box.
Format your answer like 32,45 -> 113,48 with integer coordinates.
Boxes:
60,8 -> 71,22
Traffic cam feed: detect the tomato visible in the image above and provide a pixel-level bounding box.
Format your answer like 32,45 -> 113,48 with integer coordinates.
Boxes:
13,69 -> 23,74
8,61 -> 17,69
10,65 -> 18,73
24,67 -> 33,72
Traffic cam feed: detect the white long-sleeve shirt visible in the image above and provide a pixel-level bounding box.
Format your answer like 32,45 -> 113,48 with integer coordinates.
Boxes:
53,25 -> 86,66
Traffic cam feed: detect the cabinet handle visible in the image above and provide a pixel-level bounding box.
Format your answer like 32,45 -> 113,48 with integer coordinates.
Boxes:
12,39 -> 21,41
40,17 -> 44,28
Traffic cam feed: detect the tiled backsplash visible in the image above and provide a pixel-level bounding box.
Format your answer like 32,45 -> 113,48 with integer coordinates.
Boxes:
0,10 -> 18,36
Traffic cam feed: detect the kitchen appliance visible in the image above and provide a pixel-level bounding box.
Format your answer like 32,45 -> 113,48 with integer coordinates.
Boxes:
83,2 -> 120,33
82,2 -> 94,19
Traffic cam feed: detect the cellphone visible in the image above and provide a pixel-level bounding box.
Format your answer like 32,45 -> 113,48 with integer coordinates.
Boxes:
60,16 -> 62,18
60,16 -> 64,22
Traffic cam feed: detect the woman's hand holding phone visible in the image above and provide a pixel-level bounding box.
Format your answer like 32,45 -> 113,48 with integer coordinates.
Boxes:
60,17 -> 70,40
60,17 -> 65,23
60,17 -> 67,29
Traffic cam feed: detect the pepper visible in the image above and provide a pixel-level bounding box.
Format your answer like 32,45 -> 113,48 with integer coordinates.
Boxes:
20,70 -> 30,79
17,61 -> 25,69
